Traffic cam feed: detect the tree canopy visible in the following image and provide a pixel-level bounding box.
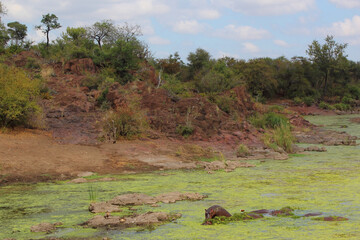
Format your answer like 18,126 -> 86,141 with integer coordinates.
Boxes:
36,13 -> 61,47
7,21 -> 27,46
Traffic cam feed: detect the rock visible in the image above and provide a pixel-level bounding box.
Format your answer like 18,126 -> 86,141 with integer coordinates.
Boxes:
250,209 -> 270,214
200,160 -> 255,172
68,178 -> 88,183
30,222 -> 62,233
304,146 -> 327,152
108,192 -> 207,206
314,216 -> 349,221
64,58 -> 96,75
109,193 -> 158,206
89,202 -> 123,213
77,171 -> 95,177
83,212 -> 181,229
303,212 -> 322,217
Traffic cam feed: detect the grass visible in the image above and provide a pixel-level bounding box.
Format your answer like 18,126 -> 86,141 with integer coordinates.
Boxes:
88,184 -> 98,202
236,144 -> 250,157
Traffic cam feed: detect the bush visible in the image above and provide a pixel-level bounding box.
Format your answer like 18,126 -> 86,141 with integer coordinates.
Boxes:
263,125 -> 294,153
25,57 -> 41,70
333,103 -> 351,111
302,96 -> 314,106
249,112 -> 289,130
318,101 -> 333,110
236,144 -> 250,157
293,97 -> 302,105
0,64 -> 41,127
102,108 -> 145,140
176,125 -> 194,137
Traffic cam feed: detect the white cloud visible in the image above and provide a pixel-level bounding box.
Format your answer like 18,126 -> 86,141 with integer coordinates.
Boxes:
214,0 -> 314,15
148,36 -> 170,45
274,39 -> 289,47
4,2 -> 35,21
323,15 -> 360,37
329,0 -> 360,8
243,42 -> 260,53
198,9 -> 220,19
95,0 -> 170,20
215,24 -> 270,40
172,20 -> 205,34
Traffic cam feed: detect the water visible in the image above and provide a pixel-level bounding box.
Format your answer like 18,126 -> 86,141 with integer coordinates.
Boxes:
1,114 -> 360,239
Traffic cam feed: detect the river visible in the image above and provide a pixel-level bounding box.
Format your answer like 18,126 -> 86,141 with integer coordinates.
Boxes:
1,114 -> 360,239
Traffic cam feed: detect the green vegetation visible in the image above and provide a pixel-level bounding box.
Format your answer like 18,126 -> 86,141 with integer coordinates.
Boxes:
0,63 -> 41,127
236,144 -> 250,157
102,108 -> 146,140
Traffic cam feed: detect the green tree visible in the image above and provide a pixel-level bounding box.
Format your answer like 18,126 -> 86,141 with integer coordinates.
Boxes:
187,48 -> 211,79
0,63 -> 41,127
7,21 -> 27,46
87,20 -> 117,49
243,58 -> 277,99
36,13 -> 61,47
0,1 -> 8,50
306,35 -> 348,97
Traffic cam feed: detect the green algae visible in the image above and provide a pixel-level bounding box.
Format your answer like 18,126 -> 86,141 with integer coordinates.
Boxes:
1,114 -> 360,239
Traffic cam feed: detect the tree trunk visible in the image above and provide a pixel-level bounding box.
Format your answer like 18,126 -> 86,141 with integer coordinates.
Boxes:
323,69 -> 329,97
46,31 -> 49,47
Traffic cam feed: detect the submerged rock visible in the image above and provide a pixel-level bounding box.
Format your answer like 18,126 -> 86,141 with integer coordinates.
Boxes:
89,202 -> 123,213
91,192 -> 207,213
83,212 -> 182,229
109,192 -> 207,206
304,146 -> 327,152
30,222 -> 62,233
303,212 -> 322,217
313,216 -> 349,221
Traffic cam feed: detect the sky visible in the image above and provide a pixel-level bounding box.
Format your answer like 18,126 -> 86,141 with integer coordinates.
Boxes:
2,0 -> 360,61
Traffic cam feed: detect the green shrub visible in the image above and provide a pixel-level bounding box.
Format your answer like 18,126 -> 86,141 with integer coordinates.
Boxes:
96,87 -> 109,108
293,97 -> 302,105
249,112 -> 288,129
25,57 -> 41,70
214,95 -> 235,114
176,125 -> 194,137
268,105 -> 284,113
341,96 -> 356,106
264,112 -> 288,128
333,103 -> 351,111
318,101 -> 333,110
263,125 -> 294,153
0,64 -> 41,127
348,85 -> 360,100
102,109 -> 145,140
236,144 -> 250,157
302,96 -> 314,106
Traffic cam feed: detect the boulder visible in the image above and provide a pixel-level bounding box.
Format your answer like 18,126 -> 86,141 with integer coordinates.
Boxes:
30,222 -> 62,233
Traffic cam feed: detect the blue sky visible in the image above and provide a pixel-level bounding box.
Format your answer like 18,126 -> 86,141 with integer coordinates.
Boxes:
2,0 -> 360,61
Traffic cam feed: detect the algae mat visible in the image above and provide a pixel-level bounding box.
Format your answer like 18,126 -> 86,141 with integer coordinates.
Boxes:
1,114 -> 360,239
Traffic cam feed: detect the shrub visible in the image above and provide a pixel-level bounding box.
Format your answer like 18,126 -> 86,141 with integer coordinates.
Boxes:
0,64 -> 41,127
263,125 -> 294,153
302,96 -> 314,106
102,108 -> 145,140
236,144 -> 250,157
263,112 -> 288,129
268,105 -> 284,113
25,57 -> 41,70
318,101 -> 333,110
341,96 -> 356,106
176,125 -> 194,137
293,97 -> 302,105
96,87 -> 109,108
333,103 -> 351,111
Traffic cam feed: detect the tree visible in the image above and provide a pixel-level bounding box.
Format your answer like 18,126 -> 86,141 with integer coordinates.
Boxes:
36,13 -> 61,47
7,21 -> 27,46
306,35 -> 348,97
87,20 -> 117,49
187,48 -> 211,79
